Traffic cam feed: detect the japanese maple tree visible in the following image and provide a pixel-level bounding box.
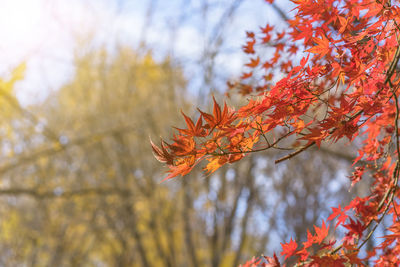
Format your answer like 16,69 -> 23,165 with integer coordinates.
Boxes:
152,0 -> 400,265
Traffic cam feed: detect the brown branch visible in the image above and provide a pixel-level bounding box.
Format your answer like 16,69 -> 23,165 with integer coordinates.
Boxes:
0,87 -> 60,142
0,125 -> 137,175
329,42 -> 400,256
122,201 -> 151,267
220,179 -> 244,256
0,187 -> 130,198
270,3 -> 289,22
182,178 -> 200,267
357,78 -> 400,250
275,141 -> 315,164
358,163 -> 399,250
232,159 -> 256,267
210,130 -> 293,157
274,35 -> 400,165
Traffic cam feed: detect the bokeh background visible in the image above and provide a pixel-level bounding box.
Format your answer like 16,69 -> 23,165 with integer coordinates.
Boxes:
0,0 -> 369,266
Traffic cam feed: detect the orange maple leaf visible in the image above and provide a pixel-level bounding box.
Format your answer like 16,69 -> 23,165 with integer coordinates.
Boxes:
204,156 -> 228,174
150,138 -> 174,165
245,57 -> 260,68
175,112 -> 206,137
198,96 -> 236,130
163,158 -> 195,181
306,36 -> 330,57
313,220 -> 329,244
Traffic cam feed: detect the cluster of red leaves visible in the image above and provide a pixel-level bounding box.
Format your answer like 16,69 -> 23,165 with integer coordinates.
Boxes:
153,0 -> 400,265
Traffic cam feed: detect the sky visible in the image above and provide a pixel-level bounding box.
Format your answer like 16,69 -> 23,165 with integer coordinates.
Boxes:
0,0 -> 293,106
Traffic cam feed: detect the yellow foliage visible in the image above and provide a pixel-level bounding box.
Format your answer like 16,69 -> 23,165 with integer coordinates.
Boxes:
0,62 -> 26,120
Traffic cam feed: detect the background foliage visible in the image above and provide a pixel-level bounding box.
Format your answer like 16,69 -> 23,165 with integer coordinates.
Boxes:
0,0 -> 369,266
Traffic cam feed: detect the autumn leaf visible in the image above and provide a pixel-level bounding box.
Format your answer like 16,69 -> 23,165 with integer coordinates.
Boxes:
280,238 -> 297,260
155,0 -> 400,264
245,57 -> 260,68
163,158 -> 196,181
327,205 -> 348,229
150,138 -> 174,165
241,72 -> 253,79
243,38 -> 256,54
305,35 -> 330,57
349,166 -> 365,187
175,112 -> 205,137
343,218 -> 365,245
204,156 -> 228,174
263,253 -> 281,267
337,16 -> 349,34
313,220 -> 329,244
198,96 -> 236,130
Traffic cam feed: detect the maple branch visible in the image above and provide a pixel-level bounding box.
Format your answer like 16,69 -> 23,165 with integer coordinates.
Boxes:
330,44 -> 400,255
358,83 -> 400,243
357,40 -> 400,249
358,163 -> 399,250
290,37 -> 400,264
329,137 -> 400,256
274,109 -> 365,165
275,40 -> 400,166
275,142 -> 315,164
385,42 -> 400,84
255,121 -> 271,146
392,199 -> 400,221
209,130 -> 292,156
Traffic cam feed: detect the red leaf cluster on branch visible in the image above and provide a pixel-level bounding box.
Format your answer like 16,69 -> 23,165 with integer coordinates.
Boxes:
153,0 -> 400,265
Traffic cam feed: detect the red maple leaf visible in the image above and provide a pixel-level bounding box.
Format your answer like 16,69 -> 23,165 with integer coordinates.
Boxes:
198,96 -> 236,130
343,218 -> 365,245
155,0 -> 400,263
305,35 -> 330,57
327,205 -> 348,229
313,220 -> 329,244
280,238 -> 298,260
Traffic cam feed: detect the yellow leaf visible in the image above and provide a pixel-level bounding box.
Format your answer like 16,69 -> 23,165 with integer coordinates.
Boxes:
0,62 -> 26,93
205,156 -> 227,174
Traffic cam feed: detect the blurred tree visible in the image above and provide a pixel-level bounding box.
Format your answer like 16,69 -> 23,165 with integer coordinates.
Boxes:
0,48 -> 358,267
0,0 -> 366,266
0,48 -> 188,266
0,48 -> 282,267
